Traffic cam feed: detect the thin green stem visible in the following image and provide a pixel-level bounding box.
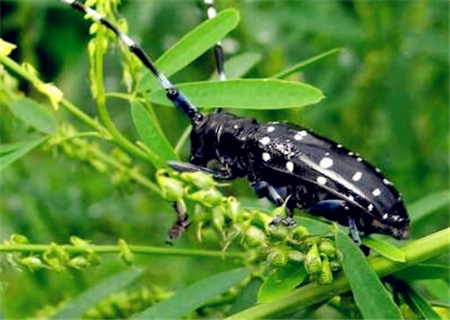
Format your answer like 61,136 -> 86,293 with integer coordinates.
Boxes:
0,243 -> 246,260
91,35 -> 154,165
174,125 -> 192,154
227,228 -> 450,319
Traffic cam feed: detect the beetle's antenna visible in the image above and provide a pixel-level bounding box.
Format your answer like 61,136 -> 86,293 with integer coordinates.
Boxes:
204,0 -> 226,81
62,0 -> 203,124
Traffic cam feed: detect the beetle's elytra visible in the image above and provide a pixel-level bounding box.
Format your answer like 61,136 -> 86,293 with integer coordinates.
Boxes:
65,0 -> 410,245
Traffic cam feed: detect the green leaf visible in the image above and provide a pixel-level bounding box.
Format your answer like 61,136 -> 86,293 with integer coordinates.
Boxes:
210,52 -> 262,80
148,79 -> 324,110
131,101 -> 179,167
393,264 -> 450,281
139,9 -> 240,91
272,48 -> 344,79
258,263 -> 308,303
52,268 -> 144,319
228,277 -> 262,315
408,190 -> 450,222
0,137 -> 47,172
363,236 -> 406,262
295,217 -> 332,236
336,230 -> 403,320
398,281 -> 441,320
8,97 -> 57,134
133,267 -> 251,319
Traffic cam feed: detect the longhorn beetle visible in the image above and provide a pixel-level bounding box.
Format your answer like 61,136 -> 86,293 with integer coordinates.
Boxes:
64,0 -> 410,245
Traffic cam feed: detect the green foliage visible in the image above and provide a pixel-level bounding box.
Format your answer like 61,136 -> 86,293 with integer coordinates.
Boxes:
0,0 -> 448,319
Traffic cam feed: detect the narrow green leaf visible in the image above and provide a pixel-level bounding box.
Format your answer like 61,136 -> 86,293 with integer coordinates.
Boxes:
408,190 -> 450,222
210,52 -> 262,80
133,267 -> 251,319
295,217 -> 332,236
131,101 -> 178,167
393,264 -> 450,281
336,230 -> 403,320
0,137 -> 47,172
363,236 -> 406,262
398,281 -> 441,320
149,79 -> 324,110
139,9 -> 240,91
272,48 -> 344,79
228,277 -> 262,315
52,268 -> 144,319
8,97 -> 57,134
258,263 -> 308,303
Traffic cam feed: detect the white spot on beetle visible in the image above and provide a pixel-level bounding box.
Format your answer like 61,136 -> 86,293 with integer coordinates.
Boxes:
233,124 -> 239,129
267,126 -> 275,132
348,152 -> 354,156
352,171 -> 362,181
383,178 -> 391,185
317,176 -> 327,185
368,204 -> 374,211
372,188 -> 381,196
337,144 -> 343,148
286,161 -> 294,172
356,157 -> 362,162
319,157 -> 333,169
262,153 -> 271,161
375,168 -> 381,173
325,152 -> 330,156
382,213 -> 388,220
260,136 -> 271,145
294,130 -> 308,140
348,195 -> 354,201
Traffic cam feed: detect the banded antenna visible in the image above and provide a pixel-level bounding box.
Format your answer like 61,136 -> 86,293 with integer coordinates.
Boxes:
62,0 -> 204,124
204,0 -> 226,81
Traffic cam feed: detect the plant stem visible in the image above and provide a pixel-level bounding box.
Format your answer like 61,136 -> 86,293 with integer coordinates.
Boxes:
91,34 -> 154,165
0,243 -> 246,260
227,228 -> 450,319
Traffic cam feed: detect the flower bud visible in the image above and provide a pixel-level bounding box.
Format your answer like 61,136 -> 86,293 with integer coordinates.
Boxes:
319,240 -> 336,258
118,239 -> 134,266
317,255 -> 333,285
156,171 -> 184,201
291,226 -> 310,241
225,197 -> 241,222
68,256 -> 91,270
268,224 -> 289,241
244,226 -> 267,248
288,250 -> 305,263
188,189 -> 222,207
180,171 -> 216,189
267,248 -> 288,268
304,242 -> 322,274
20,256 -> 45,271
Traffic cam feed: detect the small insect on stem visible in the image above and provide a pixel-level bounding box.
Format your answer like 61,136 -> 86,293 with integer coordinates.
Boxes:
64,0 -> 410,247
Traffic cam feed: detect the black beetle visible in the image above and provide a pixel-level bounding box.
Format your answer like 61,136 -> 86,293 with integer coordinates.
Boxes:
64,0 -> 410,245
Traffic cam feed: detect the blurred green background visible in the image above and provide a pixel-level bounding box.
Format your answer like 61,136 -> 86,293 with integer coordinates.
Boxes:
1,0 -> 449,318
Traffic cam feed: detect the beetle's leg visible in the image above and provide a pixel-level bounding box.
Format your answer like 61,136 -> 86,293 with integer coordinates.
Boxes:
251,181 -> 296,226
166,200 -> 190,245
347,215 -> 362,244
168,161 -> 234,180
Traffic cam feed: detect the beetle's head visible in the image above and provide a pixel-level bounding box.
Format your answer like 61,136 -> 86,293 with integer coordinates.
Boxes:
189,113 -> 257,166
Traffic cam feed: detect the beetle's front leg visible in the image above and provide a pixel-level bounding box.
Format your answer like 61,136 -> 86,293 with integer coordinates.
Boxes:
167,161 -> 235,180
251,180 -> 296,226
